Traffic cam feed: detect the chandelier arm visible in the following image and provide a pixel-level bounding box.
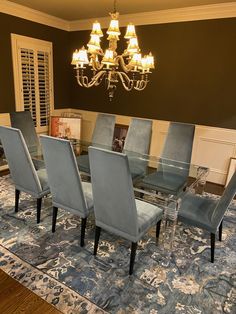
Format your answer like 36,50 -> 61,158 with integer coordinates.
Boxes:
117,72 -> 134,91
87,71 -> 106,88
76,70 -> 106,88
116,55 -> 131,73
90,57 -> 104,71
134,79 -> 148,91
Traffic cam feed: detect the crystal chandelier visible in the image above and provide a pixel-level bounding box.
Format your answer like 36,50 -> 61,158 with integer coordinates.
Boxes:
71,0 -> 155,100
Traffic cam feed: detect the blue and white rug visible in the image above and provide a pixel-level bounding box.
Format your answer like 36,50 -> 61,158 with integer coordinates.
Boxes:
0,175 -> 235,313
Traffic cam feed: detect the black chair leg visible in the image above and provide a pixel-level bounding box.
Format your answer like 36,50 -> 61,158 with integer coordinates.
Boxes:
211,233 -> 215,263
129,242 -> 137,275
94,226 -> 101,255
219,220 -> 223,242
80,218 -> 87,247
15,189 -> 20,213
36,198 -> 42,224
52,207 -> 58,233
156,220 -> 162,242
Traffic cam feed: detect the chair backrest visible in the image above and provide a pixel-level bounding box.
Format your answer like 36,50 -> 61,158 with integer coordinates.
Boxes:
89,147 -> 138,238
161,122 -> 195,163
91,113 -> 116,148
40,135 -> 89,214
0,126 -> 42,194
10,111 -> 39,153
124,118 -> 152,155
211,170 -> 236,228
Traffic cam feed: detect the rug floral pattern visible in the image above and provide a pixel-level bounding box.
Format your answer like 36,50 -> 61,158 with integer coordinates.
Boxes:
0,175 -> 235,313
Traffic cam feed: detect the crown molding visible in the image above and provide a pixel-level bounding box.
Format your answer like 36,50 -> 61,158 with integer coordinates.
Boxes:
69,2 -> 236,31
0,1 -> 236,32
0,0 -> 69,31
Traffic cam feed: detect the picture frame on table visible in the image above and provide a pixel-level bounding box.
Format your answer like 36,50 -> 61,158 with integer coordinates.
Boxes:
50,116 -> 82,154
225,157 -> 236,187
112,124 -> 128,152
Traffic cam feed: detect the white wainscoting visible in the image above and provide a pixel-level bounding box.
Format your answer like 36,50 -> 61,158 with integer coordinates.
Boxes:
1,109 -> 236,185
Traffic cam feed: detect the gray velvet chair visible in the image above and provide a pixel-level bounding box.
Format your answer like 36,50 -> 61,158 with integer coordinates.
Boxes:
77,113 -> 116,174
0,126 -> 49,223
40,135 -> 94,246
123,118 -> 153,181
141,122 -> 195,195
10,111 -> 44,170
89,146 -> 163,275
10,111 -> 40,154
178,170 -> 236,262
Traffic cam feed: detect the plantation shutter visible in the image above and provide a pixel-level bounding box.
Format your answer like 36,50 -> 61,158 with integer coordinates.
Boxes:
12,34 -> 54,133
20,48 -> 37,125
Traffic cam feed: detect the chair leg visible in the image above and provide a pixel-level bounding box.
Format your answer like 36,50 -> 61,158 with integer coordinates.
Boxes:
94,226 -> 101,255
15,189 -> 20,213
156,220 -> 162,241
211,233 -> 215,263
52,207 -> 58,233
80,218 -> 87,247
129,242 -> 138,275
36,198 -> 42,224
219,220 -> 223,242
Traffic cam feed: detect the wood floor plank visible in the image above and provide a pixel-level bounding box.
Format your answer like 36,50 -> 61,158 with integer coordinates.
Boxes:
0,269 -> 62,314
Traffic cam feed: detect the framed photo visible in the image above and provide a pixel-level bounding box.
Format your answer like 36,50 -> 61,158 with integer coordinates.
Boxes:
225,157 -> 236,187
50,116 -> 81,142
112,124 -> 128,152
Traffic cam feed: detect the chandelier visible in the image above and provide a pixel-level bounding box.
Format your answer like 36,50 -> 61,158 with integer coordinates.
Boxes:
71,0 -> 155,100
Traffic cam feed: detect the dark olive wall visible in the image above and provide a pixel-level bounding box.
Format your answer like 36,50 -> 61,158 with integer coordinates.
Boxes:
0,12 -> 71,113
69,18 -> 236,129
1,13 -> 236,129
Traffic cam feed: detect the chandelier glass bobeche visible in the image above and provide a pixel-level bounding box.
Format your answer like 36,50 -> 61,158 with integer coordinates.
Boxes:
71,0 -> 155,100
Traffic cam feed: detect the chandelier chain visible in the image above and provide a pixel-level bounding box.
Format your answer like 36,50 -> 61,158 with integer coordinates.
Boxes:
113,0 -> 117,13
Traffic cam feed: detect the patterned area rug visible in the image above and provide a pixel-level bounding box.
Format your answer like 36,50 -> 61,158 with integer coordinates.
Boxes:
0,175 -> 235,314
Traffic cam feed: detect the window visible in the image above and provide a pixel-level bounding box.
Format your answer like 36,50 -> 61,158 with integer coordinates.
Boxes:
11,34 -> 54,133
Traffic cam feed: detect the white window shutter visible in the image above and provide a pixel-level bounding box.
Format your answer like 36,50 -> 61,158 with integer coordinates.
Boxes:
11,34 -> 54,133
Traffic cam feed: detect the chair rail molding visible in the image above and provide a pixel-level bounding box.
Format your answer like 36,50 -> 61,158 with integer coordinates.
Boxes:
0,0 -> 236,31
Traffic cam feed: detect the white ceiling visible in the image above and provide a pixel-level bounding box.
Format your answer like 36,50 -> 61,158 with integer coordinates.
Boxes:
8,0 -> 235,21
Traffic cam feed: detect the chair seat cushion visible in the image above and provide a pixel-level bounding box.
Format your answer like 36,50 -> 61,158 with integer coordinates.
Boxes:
141,170 -> 188,195
178,192 -> 218,233
136,199 -> 163,236
76,154 -> 90,174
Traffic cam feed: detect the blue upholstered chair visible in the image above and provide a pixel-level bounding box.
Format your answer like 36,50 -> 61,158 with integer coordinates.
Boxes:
89,146 -> 163,275
141,122 -> 195,195
178,170 -> 236,262
10,111 -> 44,170
10,111 -> 40,153
123,118 -> 153,181
77,113 -> 116,174
0,126 -> 49,223
40,135 -> 93,246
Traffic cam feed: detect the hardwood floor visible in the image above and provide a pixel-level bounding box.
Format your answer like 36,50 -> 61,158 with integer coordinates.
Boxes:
0,269 -> 61,314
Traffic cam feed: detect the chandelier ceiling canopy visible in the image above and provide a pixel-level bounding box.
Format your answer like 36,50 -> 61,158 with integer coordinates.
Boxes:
71,0 -> 155,100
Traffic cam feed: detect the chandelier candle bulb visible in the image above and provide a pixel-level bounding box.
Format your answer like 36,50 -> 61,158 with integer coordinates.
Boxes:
127,37 -> 140,55
107,13 -> 121,36
91,21 -> 103,37
87,35 -> 101,52
124,23 -> 137,39
71,0 -> 155,99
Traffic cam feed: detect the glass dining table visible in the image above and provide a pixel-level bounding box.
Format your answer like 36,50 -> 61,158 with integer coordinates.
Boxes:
32,138 -> 210,264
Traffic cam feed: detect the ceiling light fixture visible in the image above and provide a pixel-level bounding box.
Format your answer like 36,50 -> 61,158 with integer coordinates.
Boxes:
71,0 -> 155,100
